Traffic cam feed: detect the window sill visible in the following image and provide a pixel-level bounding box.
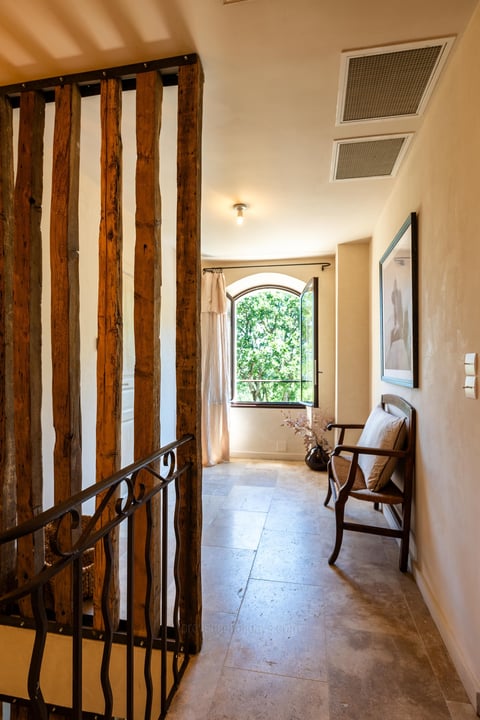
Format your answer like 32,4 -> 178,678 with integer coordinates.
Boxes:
230,401 -> 306,409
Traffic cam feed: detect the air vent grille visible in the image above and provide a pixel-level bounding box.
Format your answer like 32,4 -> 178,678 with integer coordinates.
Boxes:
332,135 -> 412,181
338,38 -> 454,123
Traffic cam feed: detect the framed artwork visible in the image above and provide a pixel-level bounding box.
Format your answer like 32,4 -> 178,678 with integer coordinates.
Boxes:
379,212 -> 418,387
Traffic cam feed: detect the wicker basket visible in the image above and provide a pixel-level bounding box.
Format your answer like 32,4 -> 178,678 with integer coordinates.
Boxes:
45,516 -> 95,600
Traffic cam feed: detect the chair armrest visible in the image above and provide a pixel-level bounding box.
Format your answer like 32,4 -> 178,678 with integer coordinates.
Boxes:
331,444 -> 408,496
332,444 -> 407,459
327,423 -> 364,431
327,422 -> 364,445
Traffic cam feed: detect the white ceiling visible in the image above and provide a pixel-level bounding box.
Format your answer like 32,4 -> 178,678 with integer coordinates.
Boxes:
0,0 -> 478,261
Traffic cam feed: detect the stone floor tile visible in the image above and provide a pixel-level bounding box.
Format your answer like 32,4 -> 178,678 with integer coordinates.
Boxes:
446,700 -> 479,719
202,509 -> 267,550
329,691 -> 451,720
274,475 -> 325,502
326,623 -> 452,720
202,545 -> 255,614
226,578 -> 327,681
230,473 -> 278,488
251,527 -> 333,585
322,528 -> 396,568
400,576 -> 470,703
202,494 -> 226,528
203,482 -> 232,496
322,569 -> 418,638
167,611 -> 236,720
265,496 -> 335,535
221,485 -> 275,512
208,667 -> 329,720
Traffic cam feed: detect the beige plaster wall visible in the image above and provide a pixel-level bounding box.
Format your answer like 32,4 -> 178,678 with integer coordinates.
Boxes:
371,8 -> 480,705
336,242 -> 371,428
318,259 -> 336,417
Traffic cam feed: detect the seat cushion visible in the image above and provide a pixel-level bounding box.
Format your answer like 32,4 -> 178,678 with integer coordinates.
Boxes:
357,406 -> 406,491
330,453 -> 406,503
330,454 -> 366,491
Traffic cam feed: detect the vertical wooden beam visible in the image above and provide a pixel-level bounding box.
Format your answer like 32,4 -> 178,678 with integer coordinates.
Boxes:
0,96 -> 16,597
50,83 -> 82,623
95,78 -> 122,629
13,91 -> 45,615
176,58 -> 204,653
134,70 -> 163,633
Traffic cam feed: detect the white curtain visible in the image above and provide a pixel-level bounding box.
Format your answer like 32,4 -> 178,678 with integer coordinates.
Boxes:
201,270 -> 230,466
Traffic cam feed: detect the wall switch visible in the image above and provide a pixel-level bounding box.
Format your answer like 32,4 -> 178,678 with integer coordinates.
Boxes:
464,376 -> 477,399
464,352 -> 477,376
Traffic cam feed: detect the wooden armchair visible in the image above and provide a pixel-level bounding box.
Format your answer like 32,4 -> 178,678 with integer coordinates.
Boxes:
324,394 -> 416,572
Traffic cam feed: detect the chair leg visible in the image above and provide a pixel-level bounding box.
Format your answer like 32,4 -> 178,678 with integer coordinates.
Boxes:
324,477 -> 332,506
398,499 -> 411,572
399,516 -> 411,571
328,497 -> 346,565
399,533 -> 410,572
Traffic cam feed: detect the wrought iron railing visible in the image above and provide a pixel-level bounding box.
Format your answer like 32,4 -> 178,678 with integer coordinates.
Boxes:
0,434 -> 194,720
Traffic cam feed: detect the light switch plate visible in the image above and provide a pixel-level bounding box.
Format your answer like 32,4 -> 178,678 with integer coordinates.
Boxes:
464,376 -> 477,399
464,352 -> 477,376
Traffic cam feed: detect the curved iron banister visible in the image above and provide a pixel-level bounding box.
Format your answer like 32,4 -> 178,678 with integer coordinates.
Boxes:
100,532 -> 115,720
144,496 -> 154,720
0,435 -> 193,606
0,435 -> 192,546
0,433 -> 195,719
28,585 -> 49,720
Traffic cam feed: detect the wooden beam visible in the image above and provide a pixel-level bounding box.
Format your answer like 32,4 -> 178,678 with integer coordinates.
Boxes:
95,78 -> 123,629
176,58 -> 204,653
134,70 -> 163,633
0,96 -> 16,597
0,53 -> 198,104
49,83 -> 82,623
13,91 -> 45,615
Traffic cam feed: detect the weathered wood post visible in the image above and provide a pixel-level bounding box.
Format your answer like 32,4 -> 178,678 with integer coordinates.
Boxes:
95,78 -> 123,629
134,69 -> 163,633
176,57 -> 204,653
13,91 -> 45,617
50,83 -> 82,623
0,96 -> 16,597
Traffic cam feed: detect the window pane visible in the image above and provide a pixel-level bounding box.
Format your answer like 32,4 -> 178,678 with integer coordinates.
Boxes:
234,288 -> 301,403
300,277 -> 318,406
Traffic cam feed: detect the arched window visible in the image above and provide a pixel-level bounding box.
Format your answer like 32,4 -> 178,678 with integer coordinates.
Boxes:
231,285 -> 302,404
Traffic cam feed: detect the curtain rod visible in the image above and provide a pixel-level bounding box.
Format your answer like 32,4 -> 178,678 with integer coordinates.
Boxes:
203,261 -> 331,273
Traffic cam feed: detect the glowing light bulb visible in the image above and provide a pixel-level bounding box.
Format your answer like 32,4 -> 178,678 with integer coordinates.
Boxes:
233,203 -> 246,225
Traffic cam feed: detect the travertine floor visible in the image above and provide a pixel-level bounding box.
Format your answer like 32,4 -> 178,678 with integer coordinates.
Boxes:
167,460 -> 476,720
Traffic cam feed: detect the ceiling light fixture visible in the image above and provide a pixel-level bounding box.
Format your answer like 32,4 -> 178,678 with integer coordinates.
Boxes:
233,203 -> 247,225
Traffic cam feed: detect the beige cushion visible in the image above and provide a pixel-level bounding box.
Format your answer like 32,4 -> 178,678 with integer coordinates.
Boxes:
330,454 -> 366,491
357,406 -> 406,491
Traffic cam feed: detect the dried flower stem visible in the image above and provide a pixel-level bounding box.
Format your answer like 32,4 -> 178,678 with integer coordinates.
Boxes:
280,409 -> 333,450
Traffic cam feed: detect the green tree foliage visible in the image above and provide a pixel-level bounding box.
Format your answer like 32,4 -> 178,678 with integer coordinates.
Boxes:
235,288 -> 300,402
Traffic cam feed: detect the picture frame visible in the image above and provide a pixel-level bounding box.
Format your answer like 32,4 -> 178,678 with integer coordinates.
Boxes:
379,212 -> 418,387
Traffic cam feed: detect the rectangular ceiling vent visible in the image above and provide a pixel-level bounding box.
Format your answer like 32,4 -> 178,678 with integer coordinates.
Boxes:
337,37 -> 455,123
331,134 -> 413,181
